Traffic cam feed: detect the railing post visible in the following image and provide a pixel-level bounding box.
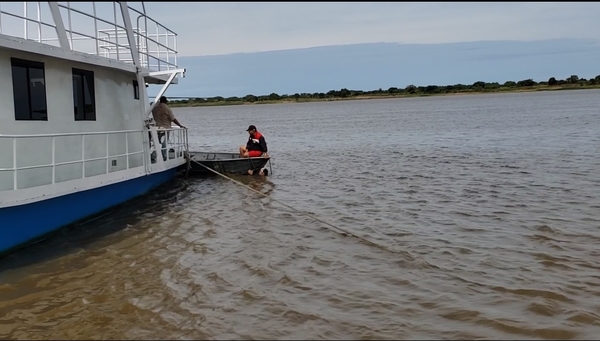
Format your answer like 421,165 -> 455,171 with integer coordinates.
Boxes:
106,133 -> 109,174
174,33 -> 178,69
142,130 -> 149,174
13,138 -> 17,190
67,2 -> 73,48
113,2 -> 119,62
155,21 -> 160,70
149,126 -> 164,168
52,136 -> 56,183
93,2 -> 98,55
81,134 -> 85,178
0,2 -> 3,35
37,2 -> 41,43
179,128 -> 183,156
23,2 -> 27,39
125,132 -> 129,169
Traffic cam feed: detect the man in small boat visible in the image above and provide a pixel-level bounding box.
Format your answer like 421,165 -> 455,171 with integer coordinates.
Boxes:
151,96 -> 186,160
239,125 -> 269,175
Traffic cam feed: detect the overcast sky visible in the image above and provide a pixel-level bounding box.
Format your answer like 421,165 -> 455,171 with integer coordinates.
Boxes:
140,2 -> 600,57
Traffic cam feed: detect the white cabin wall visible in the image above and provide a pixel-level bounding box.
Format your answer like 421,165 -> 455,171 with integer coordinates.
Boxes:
0,48 -> 145,134
0,48 -> 148,190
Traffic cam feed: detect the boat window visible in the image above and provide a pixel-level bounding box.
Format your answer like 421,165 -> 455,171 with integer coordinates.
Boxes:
72,68 -> 96,121
133,80 -> 140,100
11,58 -> 48,121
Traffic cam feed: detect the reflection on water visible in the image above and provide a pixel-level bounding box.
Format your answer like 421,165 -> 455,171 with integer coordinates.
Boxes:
1,90 -> 600,339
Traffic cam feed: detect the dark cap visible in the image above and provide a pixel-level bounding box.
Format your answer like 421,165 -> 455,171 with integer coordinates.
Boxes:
246,125 -> 257,131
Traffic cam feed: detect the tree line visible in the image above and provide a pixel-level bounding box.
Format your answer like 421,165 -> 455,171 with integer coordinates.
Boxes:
169,75 -> 600,105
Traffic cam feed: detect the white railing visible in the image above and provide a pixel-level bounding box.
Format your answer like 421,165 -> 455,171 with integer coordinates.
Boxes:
0,129 -> 146,191
0,2 -> 60,47
0,127 -> 189,191
148,126 -> 188,164
131,5 -> 178,71
0,2 -> 178,72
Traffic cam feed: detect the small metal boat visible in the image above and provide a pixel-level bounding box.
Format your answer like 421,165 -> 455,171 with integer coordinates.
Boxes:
188,152 -> 271,175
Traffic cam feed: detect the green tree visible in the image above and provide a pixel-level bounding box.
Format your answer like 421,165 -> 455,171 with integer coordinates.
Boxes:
405,84 -> 417,94
516,79 -> 535,87
326,90 -> 338,97
548,77 -> 557,86
486,82 -> 500,89
425,85 -> 439,93
568,75 -> 579,84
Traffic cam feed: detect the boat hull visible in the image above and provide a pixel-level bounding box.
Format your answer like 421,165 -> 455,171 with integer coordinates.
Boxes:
188,152 -> 270,175
0,168 -> 180,257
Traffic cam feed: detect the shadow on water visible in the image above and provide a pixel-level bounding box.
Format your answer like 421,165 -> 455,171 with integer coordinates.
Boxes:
0,177 -> 191,274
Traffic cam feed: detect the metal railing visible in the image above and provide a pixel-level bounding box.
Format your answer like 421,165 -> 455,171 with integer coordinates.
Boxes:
0,2 -> 178,72
0,126 -> 189,191
132,5 -> 178,71
0,2 -> 60,47
148,126 -> 188,164
0,129 -> 146,191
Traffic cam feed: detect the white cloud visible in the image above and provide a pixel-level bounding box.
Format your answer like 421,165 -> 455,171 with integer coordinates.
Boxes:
139,2 -> 600,57
2,2 -> 597,56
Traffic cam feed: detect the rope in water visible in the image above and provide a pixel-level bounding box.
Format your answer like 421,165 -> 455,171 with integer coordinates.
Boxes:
188,158 -> 402,255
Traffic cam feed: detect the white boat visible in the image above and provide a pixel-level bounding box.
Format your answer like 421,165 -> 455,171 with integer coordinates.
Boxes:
0,2 -> 189,256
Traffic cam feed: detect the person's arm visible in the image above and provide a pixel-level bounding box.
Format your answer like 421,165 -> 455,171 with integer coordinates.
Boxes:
259,136 -> 268,154
167,107 -> 186,128
173,118 -> 185,129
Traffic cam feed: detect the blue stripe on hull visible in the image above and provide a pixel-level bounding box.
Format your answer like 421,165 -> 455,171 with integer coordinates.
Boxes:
0,168 -> 179,256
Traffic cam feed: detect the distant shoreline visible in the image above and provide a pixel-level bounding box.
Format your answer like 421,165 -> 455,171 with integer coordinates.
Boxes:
167,84 -> 600,108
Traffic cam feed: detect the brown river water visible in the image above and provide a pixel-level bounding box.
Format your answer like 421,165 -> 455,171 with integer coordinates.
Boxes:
1,90 -> 600,339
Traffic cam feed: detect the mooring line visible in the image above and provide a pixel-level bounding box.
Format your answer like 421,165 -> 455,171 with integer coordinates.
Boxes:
189,159 -> 403,255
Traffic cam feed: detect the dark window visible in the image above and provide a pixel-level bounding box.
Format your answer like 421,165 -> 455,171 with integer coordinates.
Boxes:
133,79 -> 140,100
72,68 -> 96,121
11,58 -> 48,120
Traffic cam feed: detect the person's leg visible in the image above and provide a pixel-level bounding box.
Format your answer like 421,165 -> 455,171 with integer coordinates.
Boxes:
159,132 -> 167,160
239,145 -> 249,157
248,150 -> 262,158
149,132 -> 157,163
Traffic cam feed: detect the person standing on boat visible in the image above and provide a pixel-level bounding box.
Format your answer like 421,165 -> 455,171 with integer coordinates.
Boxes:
151,96 -> 186,160
152,96 -> 186,130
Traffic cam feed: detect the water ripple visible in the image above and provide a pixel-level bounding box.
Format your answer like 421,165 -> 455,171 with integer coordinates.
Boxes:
1,90 -> 600,339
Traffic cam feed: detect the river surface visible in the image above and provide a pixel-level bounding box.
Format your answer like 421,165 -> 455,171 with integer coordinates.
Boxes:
1,90 -> 600,340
